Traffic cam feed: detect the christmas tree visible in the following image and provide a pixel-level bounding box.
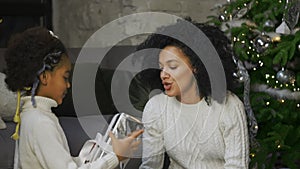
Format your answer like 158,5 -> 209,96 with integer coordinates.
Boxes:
208,0 -> 300,168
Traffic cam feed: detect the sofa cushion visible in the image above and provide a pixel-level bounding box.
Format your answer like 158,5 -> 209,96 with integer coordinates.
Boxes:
0,72 -> 17,129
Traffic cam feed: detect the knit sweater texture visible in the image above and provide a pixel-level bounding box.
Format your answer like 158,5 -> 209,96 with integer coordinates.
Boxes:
140,92 -> 249,169
18,96 -> 119,169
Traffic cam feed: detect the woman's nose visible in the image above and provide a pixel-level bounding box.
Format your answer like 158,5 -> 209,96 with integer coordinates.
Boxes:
160,70 -> 170,79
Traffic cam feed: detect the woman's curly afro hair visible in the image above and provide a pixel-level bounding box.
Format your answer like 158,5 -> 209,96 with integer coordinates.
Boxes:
4,26 -> 67,92
136,19 -> 238,100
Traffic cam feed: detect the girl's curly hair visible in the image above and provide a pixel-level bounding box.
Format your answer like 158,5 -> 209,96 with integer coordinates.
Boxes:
136,19 -> 238,100
4,27 -> 67,92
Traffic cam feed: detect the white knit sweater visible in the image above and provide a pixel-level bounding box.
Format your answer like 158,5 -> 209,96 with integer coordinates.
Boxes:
18,96 -> 119,169
140,92 -> 249,169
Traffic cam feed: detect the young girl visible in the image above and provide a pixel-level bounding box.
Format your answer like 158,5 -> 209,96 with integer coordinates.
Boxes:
137,21 -> 249,168
4,27 -> 143,169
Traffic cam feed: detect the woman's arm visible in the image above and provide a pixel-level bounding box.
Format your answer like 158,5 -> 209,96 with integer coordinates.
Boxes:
222,94 -> 249,169
139,98 -> 165,169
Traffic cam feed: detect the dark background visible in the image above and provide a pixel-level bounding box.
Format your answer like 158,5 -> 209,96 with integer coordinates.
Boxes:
0,0 -> 52,47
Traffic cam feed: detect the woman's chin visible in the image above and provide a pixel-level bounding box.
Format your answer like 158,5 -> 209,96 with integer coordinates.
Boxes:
164,90 -> 176,97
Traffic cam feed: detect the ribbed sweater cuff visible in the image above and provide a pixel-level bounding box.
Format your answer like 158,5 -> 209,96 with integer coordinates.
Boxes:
103,153 -> 119,168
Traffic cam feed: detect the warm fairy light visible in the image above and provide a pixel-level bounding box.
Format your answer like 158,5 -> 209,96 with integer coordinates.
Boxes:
253,67 -> 256,71
276,80 -> 279,84
247,51 -> 250,54
241,40 -> 246,44
250,153 -> 255,158
280,84 -> 283,87
257,54 -> 260,58
281,99 -> 285,103
266,102 -> 270,105
285,84 -> 289,87
292,83 -> 295,86
267,80 -> 270,83
265,74 -> 270,79
272,36 -> 281,42
272,75 -> 275,79
298,88 -> 300,91
277,144 -> 281,149
297,104 -> 300,108
255,125 -> 258,129
233,37 -> 237,41
294,88 -> 297,92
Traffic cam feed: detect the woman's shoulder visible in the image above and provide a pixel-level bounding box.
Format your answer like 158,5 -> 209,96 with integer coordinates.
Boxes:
147,92 -> 167,104
224,91 -> 244,107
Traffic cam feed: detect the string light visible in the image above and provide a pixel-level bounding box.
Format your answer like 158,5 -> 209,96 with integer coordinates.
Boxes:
271,75 -> 275,79
253,67 -> 257,71
280,84 -> 283,87
276,80 -> 279,84
285,84 -> 289,87
267,80 -> 270,84
280,99 -> 285,103
256,54 -> 260,58
266,102 -> 270,105
250,153 -> 255,158
297,104 -> 300,108
265,74 -> 270,79
277,144 -> 281,149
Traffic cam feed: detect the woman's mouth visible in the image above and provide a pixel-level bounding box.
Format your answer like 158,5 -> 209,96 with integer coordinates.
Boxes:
163,82 -> 172,90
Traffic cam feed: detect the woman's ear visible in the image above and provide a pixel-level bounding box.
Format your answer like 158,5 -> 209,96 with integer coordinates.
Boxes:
39,72 -> 48,85
193,68 -> 198,74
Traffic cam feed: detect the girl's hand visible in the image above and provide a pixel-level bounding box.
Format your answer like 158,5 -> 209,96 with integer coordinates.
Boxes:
109,129 -> 144,161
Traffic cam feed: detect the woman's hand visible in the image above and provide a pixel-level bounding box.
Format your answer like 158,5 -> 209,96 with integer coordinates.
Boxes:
109,129 -> 144,161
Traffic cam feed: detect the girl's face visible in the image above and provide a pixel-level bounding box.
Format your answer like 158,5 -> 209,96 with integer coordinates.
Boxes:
159,46 -> 199,102
38,55 -> 71,105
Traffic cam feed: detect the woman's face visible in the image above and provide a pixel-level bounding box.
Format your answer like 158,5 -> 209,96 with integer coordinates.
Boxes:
159,46 -> 198,101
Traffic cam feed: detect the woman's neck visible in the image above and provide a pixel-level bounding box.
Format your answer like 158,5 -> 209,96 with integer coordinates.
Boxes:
176,83 -> 202,104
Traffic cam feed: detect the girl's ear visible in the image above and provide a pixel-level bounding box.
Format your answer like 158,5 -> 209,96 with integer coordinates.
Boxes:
39,72 -> 48,85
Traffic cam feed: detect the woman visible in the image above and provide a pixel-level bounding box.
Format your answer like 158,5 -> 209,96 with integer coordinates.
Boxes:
137,21 -> 249,169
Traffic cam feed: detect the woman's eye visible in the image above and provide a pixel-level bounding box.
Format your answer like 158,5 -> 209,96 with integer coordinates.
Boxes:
170,66 -> 177,70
